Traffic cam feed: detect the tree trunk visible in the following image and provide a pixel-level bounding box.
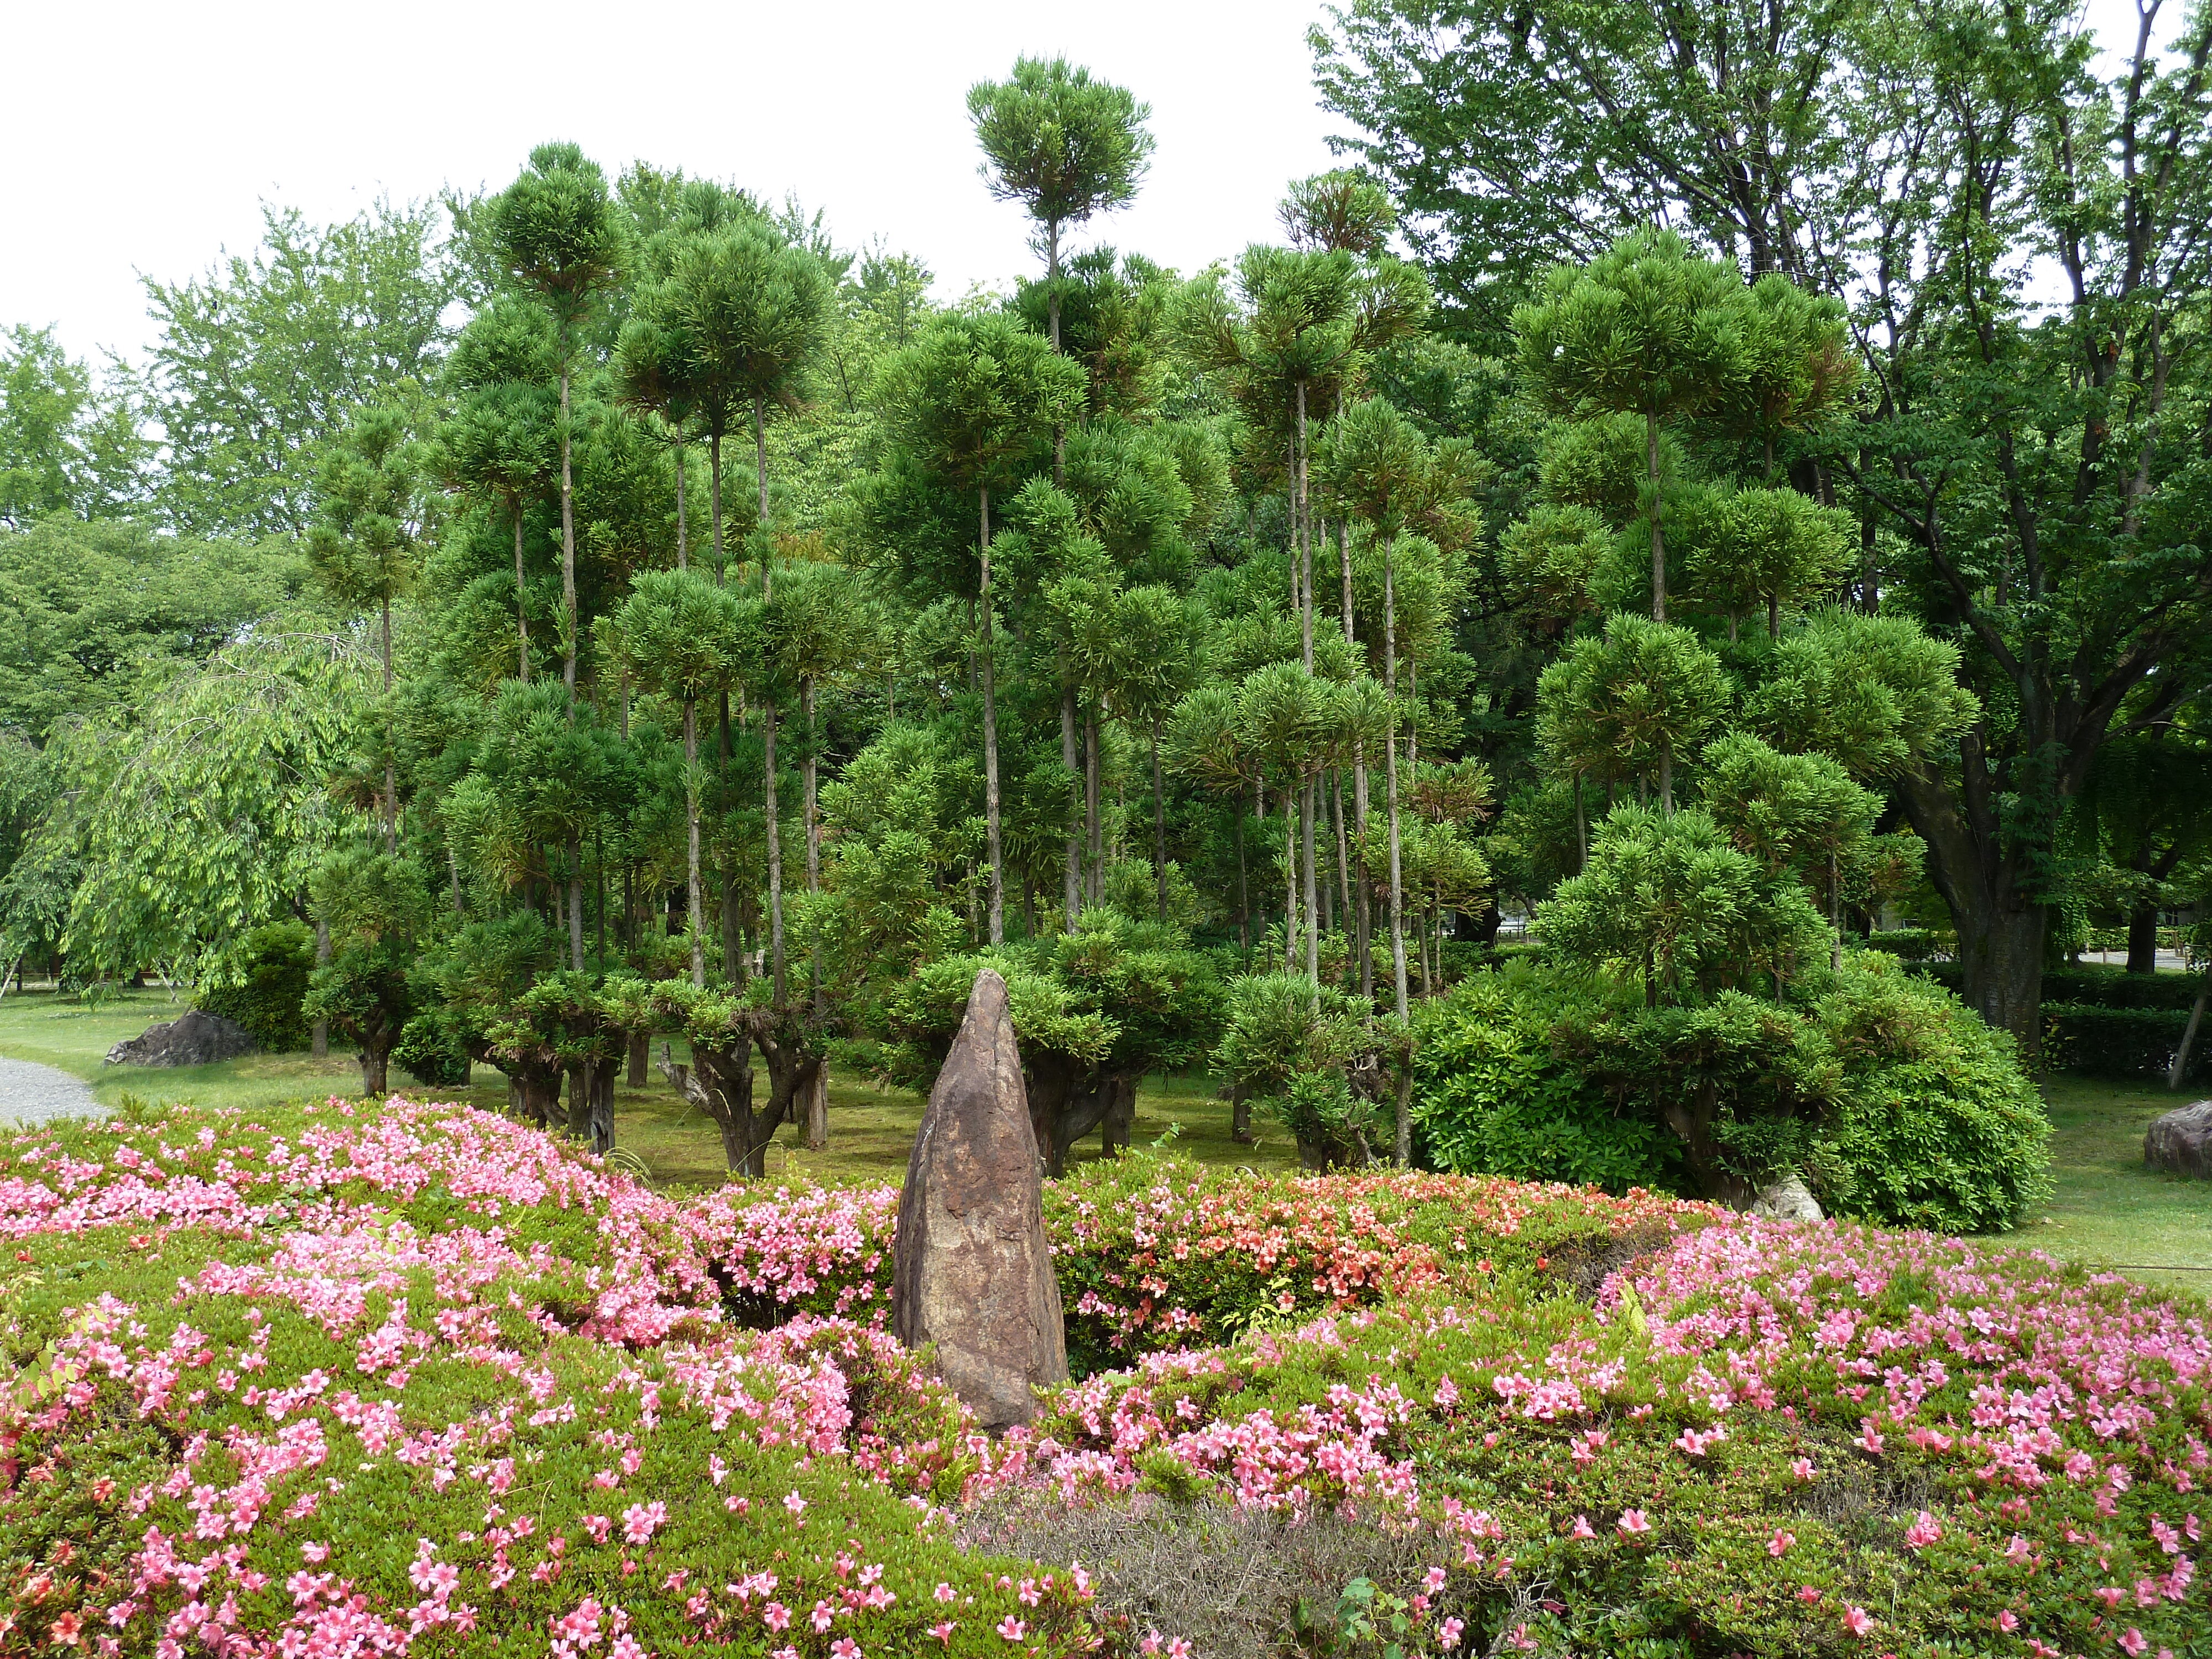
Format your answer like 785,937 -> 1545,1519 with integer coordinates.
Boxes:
560,360 -> 577,688
359,1044 -> 388,1098
708,428 -> 724,583
765,703 -> 785,1000
1353,748 -> 1372,998
1329,769 -> 1350,949
979,484 -> 1005,945
1234,790 -> 1249,950
1301,776 -> 1320,980
2169,974 -> 2209,1089
627,1030 -> 649,1088
589,1058 -> 615,1155
2127,904 -> 2161,974
1283,785 -> 1298,971
805,1068 -> 828,1150
565,1062 -> 591,1137
1647,402 -> 1665,623
1383,532 -> 1410,1021
1085,702 -> 1103,904
1062,682 -> 1082,927
1956,905 -> 2050,1062
567,837 -> 585,971
513,503 -> 529,681
684,701 -> 704,988
380,596 -> 397,854
1151,718 -> 1168,921
674,439 -> 687,571
1296,380 -> 1314,671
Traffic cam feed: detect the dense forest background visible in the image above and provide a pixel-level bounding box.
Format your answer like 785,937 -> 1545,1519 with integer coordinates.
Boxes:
2,0 -> 2208,1212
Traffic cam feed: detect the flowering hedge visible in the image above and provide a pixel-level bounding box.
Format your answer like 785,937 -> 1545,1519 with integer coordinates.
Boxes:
3,1093 -> 2206,1657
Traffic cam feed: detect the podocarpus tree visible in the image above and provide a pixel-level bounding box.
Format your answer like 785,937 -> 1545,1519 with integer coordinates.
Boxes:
603,568 -> 753,987
469,679 -> 622,971
1514,231 -> 1750,623
306,405 -> 427,854
303,847 -> 431,1097
968,55 -> 1154,477
438,298 -> 558,680
491,142 -> 626,695
1536,613 -> 1731,819
1177,246 -> 1429,667
876,314 -> 1086,946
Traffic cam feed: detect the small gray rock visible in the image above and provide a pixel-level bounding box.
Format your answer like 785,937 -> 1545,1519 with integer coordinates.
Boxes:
2145,1100 -> 2212,1180
894,969 -> 1068,1430
1750,1174 -> 1824,1222
105,1009 -> 256,1068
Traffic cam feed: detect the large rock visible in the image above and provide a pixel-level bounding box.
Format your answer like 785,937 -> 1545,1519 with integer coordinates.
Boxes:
894,969 -> 1067,1430
2146,1100 -> 2212,1179
105,1009 -> 256,1068
1750,1175 -> 1824,1222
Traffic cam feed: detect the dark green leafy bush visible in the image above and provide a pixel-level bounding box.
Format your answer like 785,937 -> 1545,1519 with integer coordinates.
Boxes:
394,1007 -> 473,1088
197,919 -> 315,1050
1412,957 -> 2051,1233
1806,958 -> 2052,1231
1411,969 -> 1680,1192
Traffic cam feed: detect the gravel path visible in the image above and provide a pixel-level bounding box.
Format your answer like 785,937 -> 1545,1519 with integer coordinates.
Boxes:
0,1054 -> 106,1128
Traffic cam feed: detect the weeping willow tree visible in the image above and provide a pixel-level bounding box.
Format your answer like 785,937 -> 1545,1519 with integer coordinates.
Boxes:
29,629 -> 377,986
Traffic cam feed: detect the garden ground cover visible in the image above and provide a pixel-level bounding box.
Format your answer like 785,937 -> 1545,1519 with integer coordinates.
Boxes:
2,1088 -> 2208,1657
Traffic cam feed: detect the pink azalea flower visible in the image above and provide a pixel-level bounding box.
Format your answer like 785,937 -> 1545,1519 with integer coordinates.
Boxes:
1841,1605 -> 1872,1637
998,1616 -> 1027,1641
1616,1509 -> 1651,1536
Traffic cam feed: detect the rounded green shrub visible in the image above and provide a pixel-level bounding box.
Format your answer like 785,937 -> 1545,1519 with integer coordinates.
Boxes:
197,919 -> 315,1051
1411,968 -> 1682,1192
1807,954 -> 2053,1233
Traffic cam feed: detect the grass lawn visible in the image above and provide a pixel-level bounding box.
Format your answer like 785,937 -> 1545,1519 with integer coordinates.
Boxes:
0,988 -> 1300,1192
4,988 -> 2201,1276
2036,1071 -> 2212,1290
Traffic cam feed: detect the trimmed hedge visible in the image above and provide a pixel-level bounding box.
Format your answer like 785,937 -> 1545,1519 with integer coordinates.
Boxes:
1911,958 -> 2203,1011
2041,1001 -> 2211,1082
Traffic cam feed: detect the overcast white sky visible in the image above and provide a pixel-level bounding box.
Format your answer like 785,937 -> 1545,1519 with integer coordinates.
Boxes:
2,0 -> 1339,367
1,1 -> 2177,370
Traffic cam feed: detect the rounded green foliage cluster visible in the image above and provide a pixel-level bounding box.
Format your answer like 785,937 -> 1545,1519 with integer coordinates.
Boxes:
1413,955 -> 2052,1234
196,918 -> 316,1051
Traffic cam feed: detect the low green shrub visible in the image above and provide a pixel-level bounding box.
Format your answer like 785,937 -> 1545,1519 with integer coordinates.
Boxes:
1411,957 -> 2052,1233
196,917 -> 315,1050
1411,969 -> 1681,1192
1808,957 -> 2053,1232
393,1006 -> 473,1088
1913,957 -> 2202,1010
1864,926 -> 1942,963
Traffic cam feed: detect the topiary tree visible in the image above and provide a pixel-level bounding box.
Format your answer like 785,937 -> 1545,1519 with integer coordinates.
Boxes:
1212,970 -> 1379,1168
1536,612 -> 1730,818
1513,228 -> 1751,622
492,142 -> 626,694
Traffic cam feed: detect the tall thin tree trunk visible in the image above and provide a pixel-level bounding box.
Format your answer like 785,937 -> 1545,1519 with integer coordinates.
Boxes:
1296,381 -> 1314,671
1647,401 -> 1665,623
1354,745 -> 1373,999
674,440 -> 687,571
1284,785 -> 1298,972
1234,791 -> 1249,950
1301,776 -> 1319,981
513,504 -> 529,681
380,596 -> 397,854
709,429 -> 725,585
1658,740 -> 1673,817
1383,526 -> 1413,1162
560,359 -> 577,689
979,485 -> 1005,946
1062,682 -> 1082,927
1329,770 -> 1350,948
765,706 -> 785,999
567,837 -> 584,971
1085,703 -> 1103,904
684,701 -> 704,988
1151,719 -> 1168,921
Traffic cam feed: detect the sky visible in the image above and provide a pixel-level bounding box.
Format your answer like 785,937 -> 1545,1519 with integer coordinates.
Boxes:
1,1 -> 2180,371
2,0 -> 1341,367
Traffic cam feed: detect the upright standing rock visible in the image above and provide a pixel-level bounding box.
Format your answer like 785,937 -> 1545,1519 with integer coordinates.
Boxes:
894,969 -> 1067,1428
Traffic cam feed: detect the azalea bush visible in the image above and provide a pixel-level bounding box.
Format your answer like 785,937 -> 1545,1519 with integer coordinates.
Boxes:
2,1092 -> 2203,1658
